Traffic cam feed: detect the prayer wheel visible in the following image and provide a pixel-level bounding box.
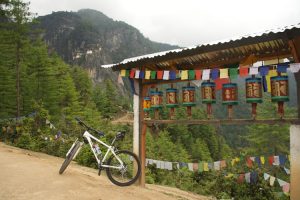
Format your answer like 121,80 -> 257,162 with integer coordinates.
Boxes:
245,77 -> 263,119
143,96 -> 151,119
201,81 -> 216,119
150,90 -> 163,119
166,87 -> 178,119
222,83 -> 238,119
271,76 -> 289,118
182,85 -> 196,117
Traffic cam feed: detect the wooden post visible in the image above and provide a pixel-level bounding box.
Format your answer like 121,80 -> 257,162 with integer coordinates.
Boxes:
133,80 -> 140,185
290,125 -> 300,200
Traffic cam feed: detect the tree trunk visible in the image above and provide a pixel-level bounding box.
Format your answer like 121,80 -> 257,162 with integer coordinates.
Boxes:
16,40 -> 20,118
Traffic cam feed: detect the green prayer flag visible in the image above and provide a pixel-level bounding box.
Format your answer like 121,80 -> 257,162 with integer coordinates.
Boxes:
176,70 -> 181,78
188,70 -> 195,80
151,71 -> 156,79
229,68 -> 238,79
125,70 -> 130,77
198,161 -> 204,172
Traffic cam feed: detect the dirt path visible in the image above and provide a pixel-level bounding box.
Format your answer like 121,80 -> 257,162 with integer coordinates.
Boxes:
0,143 -> 213,200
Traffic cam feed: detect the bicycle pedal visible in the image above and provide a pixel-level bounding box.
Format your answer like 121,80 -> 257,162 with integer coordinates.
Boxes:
98,169 -> 102,176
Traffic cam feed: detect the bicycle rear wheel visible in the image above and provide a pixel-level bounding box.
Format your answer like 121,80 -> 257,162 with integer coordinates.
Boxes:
106,150 -> 141,186
59,141 -> 81,174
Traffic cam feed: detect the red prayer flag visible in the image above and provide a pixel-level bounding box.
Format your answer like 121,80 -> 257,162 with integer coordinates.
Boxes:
239,66 -> 249,77
246,157 -> 253,168
129,69 -> 135,78
268,156 -> 274,166
195,70 -> 202,80
237,174 -> 245,183
157,71 -> 163,79
215,78 -> 230,90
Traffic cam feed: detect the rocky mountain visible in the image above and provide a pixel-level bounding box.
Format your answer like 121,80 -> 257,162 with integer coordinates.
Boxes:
36,9 -> 179,84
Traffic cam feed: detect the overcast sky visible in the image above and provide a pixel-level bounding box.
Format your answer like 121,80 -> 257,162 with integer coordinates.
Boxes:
28,0 -> 300,47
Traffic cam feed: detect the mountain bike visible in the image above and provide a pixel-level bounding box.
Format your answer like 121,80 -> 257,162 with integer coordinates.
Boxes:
59,117 -> 141,186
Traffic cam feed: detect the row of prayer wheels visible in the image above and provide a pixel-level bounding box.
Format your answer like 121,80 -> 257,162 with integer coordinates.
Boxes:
144,75 -> 289,119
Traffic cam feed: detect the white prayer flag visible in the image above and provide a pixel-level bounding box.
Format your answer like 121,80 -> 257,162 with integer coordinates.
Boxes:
250,157 -> 255,162
202,69 -> 211,80
249,67 -> 259,75
46,119 -> 50,125
270,176 -> 276,186
264,173 -> 270,180
163,71 -> 170,80
165,162 -> 173,170
277,178 -> 287,187
288,63 -> 300,73
245,172 -> 251,183
284,167 -> 290,175
188,163 -> 194,171
273,156 -> 280,165
214,161 -> 221,171
135,70 -> 140,79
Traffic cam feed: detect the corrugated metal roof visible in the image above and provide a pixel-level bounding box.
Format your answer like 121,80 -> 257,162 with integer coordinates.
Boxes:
108,23 -> 300,70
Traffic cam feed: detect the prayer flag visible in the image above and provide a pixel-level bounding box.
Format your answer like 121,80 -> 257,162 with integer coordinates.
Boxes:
165,162 -> 173,170
246,157 -> 253,168
203,162 -> 209,171
250,171 -> 258,184
268,156 -> 274,166
273,156 -> 280,166
284,167 -> 290,175
279,155 -> 286,166
266,69 -> 277,92
255,157 -> 261,167
211,69 -> 219,80
202,69 -> 210,80
282,183 -> 290,193
188,70 -> 195,80
264,173 -> 270,180
249,67 -> 259,75
198,161 -> 204,172
135,70 -> 140,79
215,78 -> 230,90
239,66 -> 249,77
288,63 -> 300,73
169,71 -> 176,80
145,70 -> 151,79
181,70 -> 188,80
220,160 -> 227,168
270,176 -> 276,186
214,161 -> 221,171
237,174 -> 245,183
151,71 -> 157,79
260,66 -> 270,76
139,71 -> 145,79
176,70 -> 181,78
208,162 -> 213,170
245,172 -> 251,183
193,163 -> 198,172
260,156 -> 265,165
220,68 -> 229,78
277,64 -> 288,73
188,163 -> 194,171
195,70 -> 202,80
157,71 -> 163,79
231,159 -> 235,166
120,69 -> 126,77
277,179 -> 287,187
179,162 -> 188,169
163,70 -> 170,80
130,69 -> 136,78
229,68 -> 238,79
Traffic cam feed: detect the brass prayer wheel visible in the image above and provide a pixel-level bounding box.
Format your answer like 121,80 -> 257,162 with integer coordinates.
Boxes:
201,82 -> 216,118
150,90 -> 163,119
182,85 -> 196,117
246,77 -> 263,119
271,76 -> 289,118
222,83 -> 238,119
166,88 -> 178,119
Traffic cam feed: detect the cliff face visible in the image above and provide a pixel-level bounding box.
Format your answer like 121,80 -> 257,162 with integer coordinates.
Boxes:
36,9 -> 179,85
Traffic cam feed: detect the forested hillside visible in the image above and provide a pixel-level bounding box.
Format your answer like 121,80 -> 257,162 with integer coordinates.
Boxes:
0,1 -> 293,199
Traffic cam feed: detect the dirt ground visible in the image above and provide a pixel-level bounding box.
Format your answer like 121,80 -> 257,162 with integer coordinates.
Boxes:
0,143 -> 214,200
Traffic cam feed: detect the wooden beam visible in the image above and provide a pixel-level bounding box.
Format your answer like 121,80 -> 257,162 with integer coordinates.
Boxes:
289,40 -> 300,62
143,118 -> 300,125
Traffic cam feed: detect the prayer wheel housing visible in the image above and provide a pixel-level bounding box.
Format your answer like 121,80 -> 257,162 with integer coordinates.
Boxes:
271,76 -> 289,118
166,88 -> 179,108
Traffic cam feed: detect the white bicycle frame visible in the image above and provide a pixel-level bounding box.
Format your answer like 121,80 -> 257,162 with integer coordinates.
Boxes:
67,130 -> 124,170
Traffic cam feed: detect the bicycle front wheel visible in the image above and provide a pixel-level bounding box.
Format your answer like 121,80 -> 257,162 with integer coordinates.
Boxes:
59,141 -> 81,174
106,150 -> 141,186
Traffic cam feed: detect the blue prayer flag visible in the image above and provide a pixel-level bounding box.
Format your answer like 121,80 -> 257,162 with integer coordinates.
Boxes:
211,69 -> 219,80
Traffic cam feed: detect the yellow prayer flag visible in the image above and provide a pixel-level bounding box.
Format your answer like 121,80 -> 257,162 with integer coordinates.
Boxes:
220,68 -> 229,78
120,69 -> 126,77
203,162 -> 209,171
266,69 -> 277,92
231,159 -> 235,166
235,157 -> 240,162
145,71 -> 151,79
181,70 -> 188,80
260,156 -> 265,165
225,173 -> 234,178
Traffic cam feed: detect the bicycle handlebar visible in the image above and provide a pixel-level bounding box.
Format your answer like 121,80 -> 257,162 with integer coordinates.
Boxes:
75,117 -> 105,137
